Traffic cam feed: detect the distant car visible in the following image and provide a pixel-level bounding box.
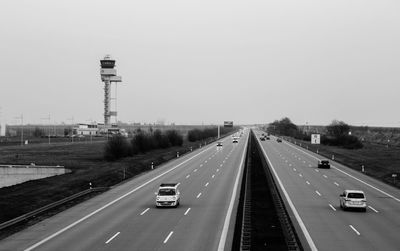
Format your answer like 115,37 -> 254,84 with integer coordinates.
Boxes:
217,142 -> 223,147
260,136 -> 265,141
266,136 -> 270,140
318,160 -> 331,169
155,183 -> 180,208
276,138 -> 282,143
340,190 -> 367,212
233,138 -> 238,143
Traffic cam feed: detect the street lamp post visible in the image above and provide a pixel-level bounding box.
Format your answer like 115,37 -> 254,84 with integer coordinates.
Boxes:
14,114 -> 24,146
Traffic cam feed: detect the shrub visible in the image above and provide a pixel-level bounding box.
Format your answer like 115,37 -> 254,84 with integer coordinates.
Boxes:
104,135 -> 131,161
166,130 -> 183,146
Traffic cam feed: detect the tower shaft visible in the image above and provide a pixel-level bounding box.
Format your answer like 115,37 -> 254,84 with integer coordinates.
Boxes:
104,80 -> 111,126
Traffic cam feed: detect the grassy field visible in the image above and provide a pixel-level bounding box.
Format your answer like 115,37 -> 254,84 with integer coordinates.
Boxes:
285,138 -> 400,188
0,138 -> 210,225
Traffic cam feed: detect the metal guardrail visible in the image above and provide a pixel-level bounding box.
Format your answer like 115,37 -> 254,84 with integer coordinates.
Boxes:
240,134 -> 252,251
0,187 -> 108,231
252,131 -> 302,251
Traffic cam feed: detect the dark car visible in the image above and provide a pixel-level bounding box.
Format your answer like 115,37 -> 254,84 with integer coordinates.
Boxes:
318,160 -> 330,169
266,136 -> 270,140
260,136 -> 265,141
217,142 -> 223,147
277,138 -> 282,143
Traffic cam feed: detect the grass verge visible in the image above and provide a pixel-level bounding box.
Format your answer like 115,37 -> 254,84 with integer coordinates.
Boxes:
0,138 -> 214,237
284,137 -> 400,189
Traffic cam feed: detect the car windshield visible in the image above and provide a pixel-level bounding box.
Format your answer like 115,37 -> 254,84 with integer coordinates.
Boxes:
348,193 -> 364,199
158,189 -> 176,196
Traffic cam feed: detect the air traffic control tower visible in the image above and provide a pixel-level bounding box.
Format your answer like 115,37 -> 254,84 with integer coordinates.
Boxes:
100,55 -> 122,126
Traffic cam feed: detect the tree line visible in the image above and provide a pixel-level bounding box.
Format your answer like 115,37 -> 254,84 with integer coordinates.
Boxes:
267,117 -> 363,149
104,129 -> 184,161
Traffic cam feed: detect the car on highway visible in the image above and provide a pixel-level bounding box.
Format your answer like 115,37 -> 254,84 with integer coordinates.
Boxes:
217,142 -> 223,147
155,183 -> 180,208
276,138 -> 282,143
260,136 -> 266,141
339,190 -> 367,212
266,136 -> 270,140
233,137 -> 239,143
318,160 -> 331,169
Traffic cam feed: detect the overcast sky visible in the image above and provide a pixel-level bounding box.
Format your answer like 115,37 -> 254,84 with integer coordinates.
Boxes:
1,0 -> 399,126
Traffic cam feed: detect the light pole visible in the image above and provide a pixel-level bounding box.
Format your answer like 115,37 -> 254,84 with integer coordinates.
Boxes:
67,117 -> 74,142
14,114 -> 24,146
41,114 -> 51,144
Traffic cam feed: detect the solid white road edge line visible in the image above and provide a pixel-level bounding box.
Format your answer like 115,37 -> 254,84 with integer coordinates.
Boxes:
23,143 -> 216,251
284,141 -> 400,203
140,208 -> 150,216
217,133 -> 248,251
105,232 -> 120,244
163,231 -> 174,244
257,136 -> 318,251
349,225 -> 360,236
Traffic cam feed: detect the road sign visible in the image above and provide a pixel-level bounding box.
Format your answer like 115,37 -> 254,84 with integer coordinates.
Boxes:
311,134 -> 320,144
224,121 -> 233,127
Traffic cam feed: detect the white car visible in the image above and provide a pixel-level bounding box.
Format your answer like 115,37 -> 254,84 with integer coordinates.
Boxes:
155,183 -> 180,207
339,190 -> 367,212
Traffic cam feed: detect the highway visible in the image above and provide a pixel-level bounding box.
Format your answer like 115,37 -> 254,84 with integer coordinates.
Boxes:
254,130 -> 400,251
0,131 -> 249,251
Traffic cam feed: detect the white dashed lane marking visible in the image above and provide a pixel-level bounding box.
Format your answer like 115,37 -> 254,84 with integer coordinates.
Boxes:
329,204 -> 337,211
197,193 -> 202,198
306,181 -> 310,185
334,182 -> 339,186
164,231 -> 174,243
140,208 -> 150,216
186,175 -> 190,179
323,175 -> 328,178
105,232 -> 120,244
368,206 -> 379,213
349,225 -> 361,236
184,208 -> 191,216
205,182 -> 209,187
316,191 -> 322,196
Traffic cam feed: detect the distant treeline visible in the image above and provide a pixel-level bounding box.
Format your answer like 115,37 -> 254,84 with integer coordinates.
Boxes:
104,129 -> 183,161
266,118 -> 363,149
105,126 -> 237,161
187,126 -> 237,142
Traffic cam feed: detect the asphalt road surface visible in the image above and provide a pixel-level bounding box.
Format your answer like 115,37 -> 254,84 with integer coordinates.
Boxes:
255,130 -> 400,251
0,130 -> 249,251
